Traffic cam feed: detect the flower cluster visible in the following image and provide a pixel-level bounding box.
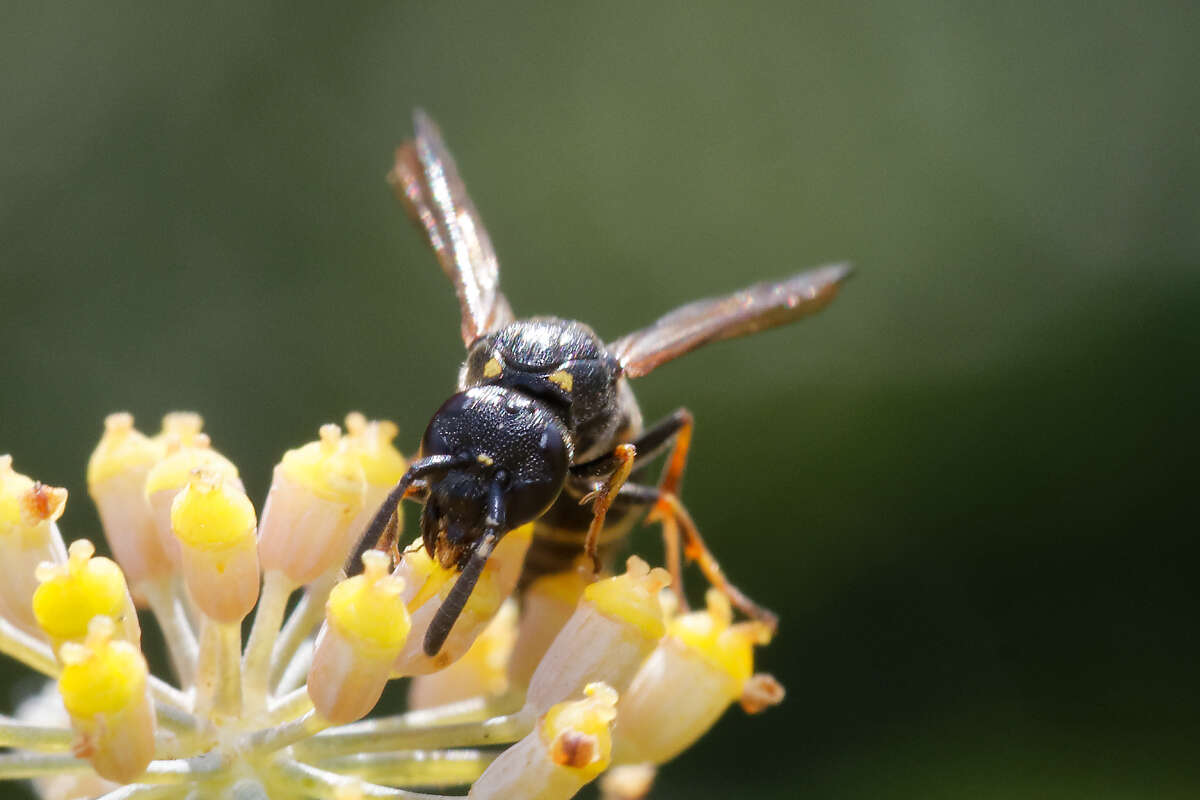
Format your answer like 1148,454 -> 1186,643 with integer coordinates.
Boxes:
0,412 -> 783,799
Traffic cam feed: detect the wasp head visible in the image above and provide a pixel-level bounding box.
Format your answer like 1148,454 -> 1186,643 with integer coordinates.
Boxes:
418,385 -> 572,569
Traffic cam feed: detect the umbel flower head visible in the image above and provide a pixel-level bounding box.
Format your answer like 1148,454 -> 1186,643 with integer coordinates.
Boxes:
0,412 -> 783,799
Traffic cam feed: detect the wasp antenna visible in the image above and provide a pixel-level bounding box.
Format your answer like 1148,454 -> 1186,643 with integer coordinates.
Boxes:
423,530 -> 499,657
344,454 -> 470,576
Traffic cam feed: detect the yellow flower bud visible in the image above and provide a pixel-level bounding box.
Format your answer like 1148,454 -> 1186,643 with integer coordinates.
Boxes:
308,551 -> 410,724
392,524 -> 533,676
151,411 -> 205,449
523,557 -> 669,717
599,764 -> 657,800
508,558 -> 593,690
469,683 -> 618,800
612,589 -> 776,765
0,456 -> 68,635
33,539 -> 140,651
343,412 -> 408,489
408,598 -> 518,710
258,424 -> 367,585
86,413 -> 173,588
144,428 -> 240,568
341,413 -> 409,574
170,471 -> 259,623
57,617 -> 155,783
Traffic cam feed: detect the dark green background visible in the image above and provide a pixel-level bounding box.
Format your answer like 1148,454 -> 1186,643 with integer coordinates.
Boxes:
2,3 -> 1197,798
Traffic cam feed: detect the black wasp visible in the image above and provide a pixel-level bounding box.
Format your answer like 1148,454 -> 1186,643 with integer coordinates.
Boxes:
349,111 -> 851,657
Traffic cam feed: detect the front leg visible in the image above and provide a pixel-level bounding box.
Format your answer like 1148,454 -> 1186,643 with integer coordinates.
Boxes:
571,408 -> 694,597
578,443 -> 637,572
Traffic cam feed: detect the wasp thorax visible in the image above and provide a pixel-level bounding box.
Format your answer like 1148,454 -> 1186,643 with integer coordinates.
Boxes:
460,318 -> 623,443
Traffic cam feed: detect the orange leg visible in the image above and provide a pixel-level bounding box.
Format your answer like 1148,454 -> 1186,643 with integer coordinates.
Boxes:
644,409 -> 693,606
579,444 -> 637,573
654,408 -> 694,503
568,409 -> 694,599
659,512 -> 690,612
654,490 -> 779,633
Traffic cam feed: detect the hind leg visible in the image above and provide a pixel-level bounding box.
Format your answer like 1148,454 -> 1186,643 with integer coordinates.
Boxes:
618,483 -> 779,633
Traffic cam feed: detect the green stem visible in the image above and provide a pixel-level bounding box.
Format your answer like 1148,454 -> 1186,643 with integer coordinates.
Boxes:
195,619 -> 242,719
296,710 -> 532,760
242,570 -> 295,712
267,686 -> 314,723
270,572 -> 335,692
0,751 -> 90,780
268,758 -> 457,799
242,709 -> 329,756
95,785 -> 188,800
0,616 -> 58,677
0,715 -> 73,751
309,749 -> 495,788
140,575 -> 198,687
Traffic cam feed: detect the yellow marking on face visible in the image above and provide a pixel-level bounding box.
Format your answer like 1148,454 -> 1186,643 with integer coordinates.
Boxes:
477,454 -> 494,467
549,369 -> 574,393
483,358 -> 502,378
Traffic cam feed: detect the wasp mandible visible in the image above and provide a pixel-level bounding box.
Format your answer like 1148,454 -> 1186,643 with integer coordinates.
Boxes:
349,111 -> 851,657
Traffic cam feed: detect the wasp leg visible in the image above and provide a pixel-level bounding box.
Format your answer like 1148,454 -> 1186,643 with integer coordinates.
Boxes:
578,443 -> 637,573
650,408 -> 693,503
570,408 -> 693,480
639,410 -> 693,607
659,512 -> 688,612
618,483 -> 779,634
382,507 -> 403,565
571,409 -> 695,605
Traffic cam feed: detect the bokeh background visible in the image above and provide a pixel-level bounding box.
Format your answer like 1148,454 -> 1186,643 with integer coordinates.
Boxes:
2,2 -> 1198,798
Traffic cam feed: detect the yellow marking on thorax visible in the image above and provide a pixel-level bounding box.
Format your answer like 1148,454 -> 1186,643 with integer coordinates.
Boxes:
549,369 -> 573,392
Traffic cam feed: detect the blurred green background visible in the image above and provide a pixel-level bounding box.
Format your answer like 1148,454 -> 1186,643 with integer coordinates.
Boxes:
2,2 -> 1198,798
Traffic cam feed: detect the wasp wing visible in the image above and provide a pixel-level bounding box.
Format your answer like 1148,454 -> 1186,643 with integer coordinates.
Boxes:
608,263 -> 852,378
389,109 -> 515,346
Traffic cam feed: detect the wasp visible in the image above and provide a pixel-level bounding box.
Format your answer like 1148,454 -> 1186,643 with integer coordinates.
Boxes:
349,111 -> 851,657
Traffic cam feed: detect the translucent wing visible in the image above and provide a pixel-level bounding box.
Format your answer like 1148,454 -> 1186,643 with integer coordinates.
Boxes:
389,109 -> 515,346
608,263 -> 852,378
